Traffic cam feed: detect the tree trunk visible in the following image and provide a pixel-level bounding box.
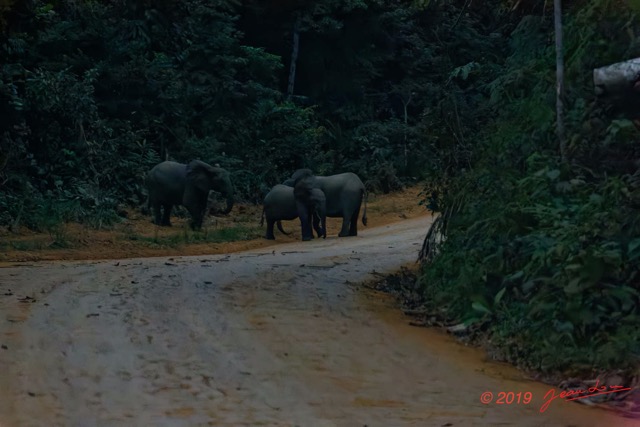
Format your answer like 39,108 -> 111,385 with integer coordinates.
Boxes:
401,93 -> 412,170
554,0 -> 566,161
287,17 -> 300,99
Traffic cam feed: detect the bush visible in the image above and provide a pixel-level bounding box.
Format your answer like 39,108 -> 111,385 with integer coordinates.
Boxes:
418,0 -> 640,376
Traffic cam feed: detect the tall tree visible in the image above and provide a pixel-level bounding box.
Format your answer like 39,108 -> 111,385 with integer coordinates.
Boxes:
287,14 -> 301,98
554,0 -> 566,161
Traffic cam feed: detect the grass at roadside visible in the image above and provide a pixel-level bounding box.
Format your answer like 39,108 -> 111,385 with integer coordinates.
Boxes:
0,185 -> 428,263
125,225 -> 264,247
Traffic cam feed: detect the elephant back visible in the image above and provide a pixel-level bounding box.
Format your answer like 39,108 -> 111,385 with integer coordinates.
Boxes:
264,184 -> 297,215
147,161 -> 188,204
315,173 -> 365,217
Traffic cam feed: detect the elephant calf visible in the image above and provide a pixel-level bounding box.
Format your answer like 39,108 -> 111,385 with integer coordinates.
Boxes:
261,184 -> 326,241
146,160 -> 234,230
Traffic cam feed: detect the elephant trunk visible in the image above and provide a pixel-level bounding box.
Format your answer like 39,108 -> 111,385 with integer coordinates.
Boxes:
277,220 -> 290,235
221,196 -> 234,215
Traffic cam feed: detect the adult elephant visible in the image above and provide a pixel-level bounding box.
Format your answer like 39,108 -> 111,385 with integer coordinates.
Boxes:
146,160 -> 234,230
261,184 -> 326,241
283,169 -> 367,238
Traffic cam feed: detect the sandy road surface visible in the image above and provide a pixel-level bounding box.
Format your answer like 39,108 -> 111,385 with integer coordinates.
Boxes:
0,216 -> 636,427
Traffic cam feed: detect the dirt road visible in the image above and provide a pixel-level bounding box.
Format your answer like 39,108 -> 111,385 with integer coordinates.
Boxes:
0,216 -> 635,426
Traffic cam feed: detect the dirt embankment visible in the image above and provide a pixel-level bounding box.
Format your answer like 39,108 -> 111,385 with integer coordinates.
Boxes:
0,185 -> 427,264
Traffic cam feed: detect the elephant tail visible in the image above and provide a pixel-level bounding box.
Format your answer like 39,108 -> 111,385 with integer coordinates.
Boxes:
362,189 -> 368,227
260,207 -> 265,227
141,193 -> 151,216
277,220 -> 290,235
141,173 -> 151,215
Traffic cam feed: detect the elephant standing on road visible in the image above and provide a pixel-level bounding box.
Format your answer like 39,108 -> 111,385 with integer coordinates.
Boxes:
284,169 -> 367,238
261,184 -> 326,240
292,173 -> 327,241
146,160 -> 234,230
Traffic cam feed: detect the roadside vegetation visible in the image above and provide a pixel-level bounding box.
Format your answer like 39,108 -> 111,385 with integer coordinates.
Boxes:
417,0 -> 640,381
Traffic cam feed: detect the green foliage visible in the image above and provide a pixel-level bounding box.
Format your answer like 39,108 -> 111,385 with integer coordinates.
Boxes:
223,99 -> 325,202
0,0 -> 323,228
420,0 -> 640,375
1,0 -> 444,231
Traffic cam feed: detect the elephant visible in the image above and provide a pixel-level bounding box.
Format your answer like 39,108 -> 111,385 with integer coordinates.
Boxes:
261,184 -> 326,240
146,160 -> 234,230
292,173 -> 328,241
283,169 -> 367,238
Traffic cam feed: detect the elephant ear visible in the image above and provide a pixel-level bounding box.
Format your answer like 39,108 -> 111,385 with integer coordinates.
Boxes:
283,169 -> 313,187
186,160 -> 213,193
293,175 -> 317,202
291,168 -> 314,184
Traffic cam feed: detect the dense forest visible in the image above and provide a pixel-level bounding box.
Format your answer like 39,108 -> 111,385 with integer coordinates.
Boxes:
1,0 -> 639,378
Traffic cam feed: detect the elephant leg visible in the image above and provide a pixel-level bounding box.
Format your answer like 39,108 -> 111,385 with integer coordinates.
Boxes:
338,213 -> 351,237
296,201 -> 314,241
161,204 -> 172,226
319,214 -> 327,239
265,218 -> 276,240
152,203 -> 163,226
189,209 -> 205,231
184,198 -> 207,231
312,214 -> 322,238
348,206 -> 361,236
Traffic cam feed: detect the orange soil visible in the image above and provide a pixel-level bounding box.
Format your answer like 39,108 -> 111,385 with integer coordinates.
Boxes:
0,185 -> 429,264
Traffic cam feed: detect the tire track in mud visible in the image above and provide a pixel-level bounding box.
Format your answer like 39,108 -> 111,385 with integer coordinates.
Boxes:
0,216 -> 635,426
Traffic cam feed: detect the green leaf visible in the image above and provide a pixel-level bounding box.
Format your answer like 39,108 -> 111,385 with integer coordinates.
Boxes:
463,316 -> 482,327
589,194 -> 603,203
449,62 -> 479,81
629,238 -> 640,255
554,321 -> 574,333
564,277 -> 582,294
609,119 -> 635,131
494,287 -> 507,305
582,257 -> 605,283
505,270 -> 524,282
534,168 -> 548,177
471,301 -> 492,315
522,280 -> 536,294
412,0 -> 432,9
546,169 -> 560,180
555,181 -> 572,192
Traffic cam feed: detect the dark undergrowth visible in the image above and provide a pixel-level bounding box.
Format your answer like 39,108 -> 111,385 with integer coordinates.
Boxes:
415,0 -> 640,404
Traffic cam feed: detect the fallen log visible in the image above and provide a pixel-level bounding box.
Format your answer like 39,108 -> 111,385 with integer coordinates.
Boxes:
593,57 -> 640,99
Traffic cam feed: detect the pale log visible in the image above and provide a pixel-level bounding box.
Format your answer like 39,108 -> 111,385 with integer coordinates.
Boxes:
594,57 -> 640,98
